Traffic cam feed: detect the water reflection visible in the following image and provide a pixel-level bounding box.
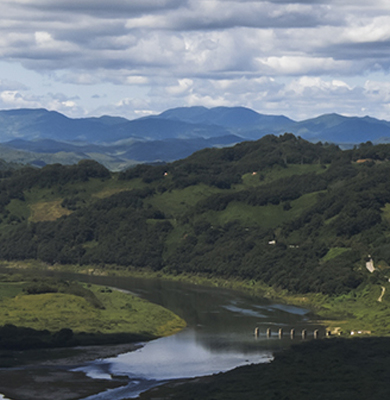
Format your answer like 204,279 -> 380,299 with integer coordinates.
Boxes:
67,275 -> 323,399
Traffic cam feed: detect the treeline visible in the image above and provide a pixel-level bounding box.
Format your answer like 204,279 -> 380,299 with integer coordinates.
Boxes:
23,278 -> 104,309
119,134 -> 341,190
0,160 -> 110,213
0,188 -> 172,269
0,324 -> 151,352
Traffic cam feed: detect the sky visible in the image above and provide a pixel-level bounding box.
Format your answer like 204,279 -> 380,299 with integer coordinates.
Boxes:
1,0 -> 390,121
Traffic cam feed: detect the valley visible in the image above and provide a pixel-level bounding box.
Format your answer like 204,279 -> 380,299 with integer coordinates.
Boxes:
0,134 -> 389,398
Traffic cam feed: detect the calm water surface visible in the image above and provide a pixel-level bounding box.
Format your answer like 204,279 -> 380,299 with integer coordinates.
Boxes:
59,274 -> 324,399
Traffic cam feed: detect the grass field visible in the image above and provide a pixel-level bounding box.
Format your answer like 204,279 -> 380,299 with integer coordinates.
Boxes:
0,280 -> 186,337
29,200 -> 73,222
197,191 -> 321,229
146,183 -> 222,218
1,165 -> 326,229
322,247 -> 351,262
238,164 -> 327,188
381,203 -> 390,223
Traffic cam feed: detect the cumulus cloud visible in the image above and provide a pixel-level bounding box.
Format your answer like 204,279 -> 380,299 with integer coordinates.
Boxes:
0,90 -> 43,110
0,0 -> 390,120
10,0 -> 185,18
0,0 -> 382,76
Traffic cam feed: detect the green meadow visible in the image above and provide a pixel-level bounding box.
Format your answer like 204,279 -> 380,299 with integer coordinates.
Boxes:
0,276 -> 186,348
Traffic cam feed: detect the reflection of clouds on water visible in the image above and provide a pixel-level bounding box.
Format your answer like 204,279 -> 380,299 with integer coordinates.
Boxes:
268,304 -> 309,315
104,332 -> 272,380
33,272 -> 319,400
222,304 -> 267,318
72,364 -> 113,381
221,299 -> 309,320
251,303 -> 308,316
79,378 -> 163,400
76,331 -> 273,400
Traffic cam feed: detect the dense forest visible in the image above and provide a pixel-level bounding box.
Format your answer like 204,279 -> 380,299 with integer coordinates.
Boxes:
0,134 -> 390,295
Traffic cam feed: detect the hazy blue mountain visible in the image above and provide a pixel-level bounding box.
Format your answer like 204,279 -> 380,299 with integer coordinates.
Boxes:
5,138 -> 106,154
0,108 -> 111,142
293,113 -> 390,143
111,118 -> 231,141
0,109 -> 232,143
123,135 -> 244,162
158,106 -> 295,131
2,106 -> 390,168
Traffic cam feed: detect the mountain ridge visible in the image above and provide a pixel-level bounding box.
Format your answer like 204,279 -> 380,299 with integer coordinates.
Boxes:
1,106 -> 390,168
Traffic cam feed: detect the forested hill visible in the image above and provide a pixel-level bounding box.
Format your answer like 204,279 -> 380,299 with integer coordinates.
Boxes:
0,134 -> 390,295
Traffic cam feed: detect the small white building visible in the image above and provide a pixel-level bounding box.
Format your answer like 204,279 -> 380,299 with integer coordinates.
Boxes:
366,256 -> 375,273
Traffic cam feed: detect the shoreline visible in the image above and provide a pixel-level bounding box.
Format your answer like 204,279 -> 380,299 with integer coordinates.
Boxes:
3,260 -> 387,335
0,342 -> 145,400
0,261 -> 386,399
0,261 -> 356,334
29,341 -> 144,367
47,263 -> 389,336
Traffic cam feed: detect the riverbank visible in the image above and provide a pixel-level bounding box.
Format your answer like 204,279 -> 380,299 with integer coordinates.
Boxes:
0,342 -> 144,400
0,269 -> 187,400
2,260 -> 388,336
0,274 -> 186,355
0,368 -> 127,400
30,262 -> 390,335
0,260 -> 386,400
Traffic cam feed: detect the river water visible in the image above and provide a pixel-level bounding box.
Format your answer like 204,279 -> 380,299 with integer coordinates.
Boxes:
52,274 -> 324,400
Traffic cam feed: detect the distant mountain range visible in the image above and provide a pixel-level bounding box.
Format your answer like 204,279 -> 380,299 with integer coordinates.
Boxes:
1,106 -> 390,170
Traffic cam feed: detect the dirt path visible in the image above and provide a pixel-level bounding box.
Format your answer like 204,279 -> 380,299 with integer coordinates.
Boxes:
378,286 -> 386,302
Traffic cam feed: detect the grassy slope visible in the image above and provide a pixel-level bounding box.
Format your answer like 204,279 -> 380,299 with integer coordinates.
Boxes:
2,164 -> 325,225
3,176 -> 145,224
0,281 -> 185,337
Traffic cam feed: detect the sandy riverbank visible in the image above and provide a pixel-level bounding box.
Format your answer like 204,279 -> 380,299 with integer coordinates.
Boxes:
0,342 -> 142,400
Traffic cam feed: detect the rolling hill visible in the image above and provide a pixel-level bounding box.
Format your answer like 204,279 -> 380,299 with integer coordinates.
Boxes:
0,134 -> 390,299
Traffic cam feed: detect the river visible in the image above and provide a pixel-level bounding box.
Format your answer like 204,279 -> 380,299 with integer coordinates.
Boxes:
59,273 -> 324,399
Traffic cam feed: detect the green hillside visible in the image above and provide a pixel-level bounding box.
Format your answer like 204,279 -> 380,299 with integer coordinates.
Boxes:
0,275 -> 186,352
0,134 -> 389,299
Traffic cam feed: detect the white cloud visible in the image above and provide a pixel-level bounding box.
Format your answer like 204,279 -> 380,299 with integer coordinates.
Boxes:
0,0 -> 389,120
166,79 -> 193,95
34,31 -> 53,46
0,90 -> 41,108
344,16 -> 390,43
257,56 -> 350,75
